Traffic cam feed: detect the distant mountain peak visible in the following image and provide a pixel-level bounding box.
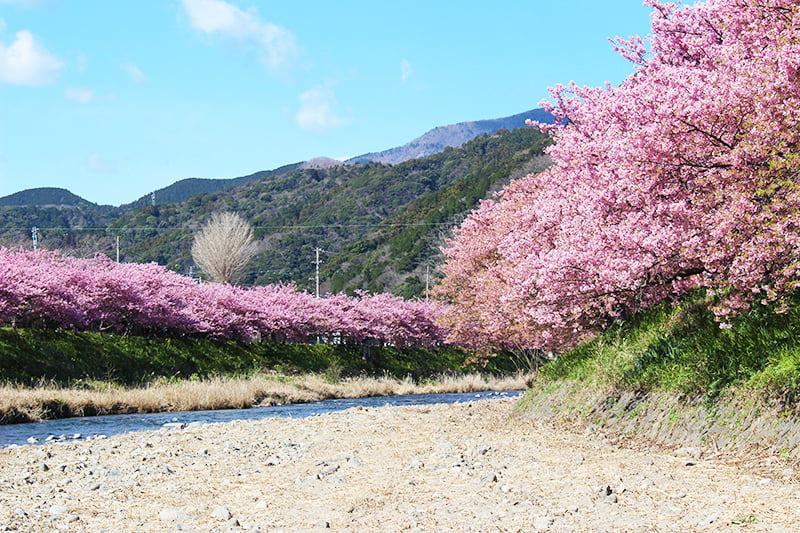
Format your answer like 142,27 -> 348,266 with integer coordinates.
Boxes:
1,108 -> 552,208
0,187 -> 96,207
301,157 -> 346,169
346,108 -> 553,165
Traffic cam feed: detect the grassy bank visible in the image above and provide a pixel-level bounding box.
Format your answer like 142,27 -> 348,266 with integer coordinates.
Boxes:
0,372 -> 530,424
533,291 -> 800,399
517,291 -> 800,468
0,327 -> 523,386
0,327 -> 525,424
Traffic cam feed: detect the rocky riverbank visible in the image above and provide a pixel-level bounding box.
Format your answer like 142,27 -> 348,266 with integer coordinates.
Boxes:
1,397 -> 798,532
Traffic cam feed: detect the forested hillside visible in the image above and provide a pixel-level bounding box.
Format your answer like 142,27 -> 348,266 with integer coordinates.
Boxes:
0,188 -> 96,207
121,162 -> 304,209
0,202 -> 119,257
0,127 -> 551,297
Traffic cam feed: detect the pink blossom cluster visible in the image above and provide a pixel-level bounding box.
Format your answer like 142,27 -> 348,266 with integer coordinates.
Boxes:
435,0 -> 800,353
0,248 -> 447,346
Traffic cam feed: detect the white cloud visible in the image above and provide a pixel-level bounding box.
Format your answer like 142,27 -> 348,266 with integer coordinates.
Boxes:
295,84 -> 349,133
124,62 -> 145,83
181,0 -> 297,71
401,58 -> 412,84
87,153 -> 115,173
0,29 -> 63,85
65,87 -> 94,104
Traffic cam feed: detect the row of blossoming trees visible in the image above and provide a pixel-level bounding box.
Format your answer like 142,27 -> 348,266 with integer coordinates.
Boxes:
434,0 -> 800,355
0,248 -> 447,346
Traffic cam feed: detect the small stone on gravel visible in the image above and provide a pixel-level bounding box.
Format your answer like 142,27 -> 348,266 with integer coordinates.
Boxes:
533,516 -> 554,530
210,505 -> 232,521
158,508 -> 188,521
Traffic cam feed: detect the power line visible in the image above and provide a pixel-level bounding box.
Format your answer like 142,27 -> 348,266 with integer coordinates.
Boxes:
0,222 -> 453,232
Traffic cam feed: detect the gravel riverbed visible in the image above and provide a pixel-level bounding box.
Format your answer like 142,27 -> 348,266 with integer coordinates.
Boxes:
1,397 -> 798,532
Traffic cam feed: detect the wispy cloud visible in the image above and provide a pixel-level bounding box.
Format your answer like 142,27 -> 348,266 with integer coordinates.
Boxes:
87,153 -> 115,173
0,18 -> 6,34
124,62 -> 145,83
295,84 -> 349,134
181,0 -> 297,71
65,87 -> 94,104
401,58 -> 412,84
0,29 -> 63,85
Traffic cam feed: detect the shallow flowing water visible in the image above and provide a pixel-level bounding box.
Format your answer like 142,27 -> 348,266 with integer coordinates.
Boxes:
0,390 -> 522,447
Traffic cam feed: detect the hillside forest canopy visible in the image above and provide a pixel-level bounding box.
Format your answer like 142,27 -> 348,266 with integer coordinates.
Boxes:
0,127 -> 552,299
434,0 -> 800,355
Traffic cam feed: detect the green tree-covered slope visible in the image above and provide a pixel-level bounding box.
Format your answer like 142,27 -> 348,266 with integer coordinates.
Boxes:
0,128 -> 551,297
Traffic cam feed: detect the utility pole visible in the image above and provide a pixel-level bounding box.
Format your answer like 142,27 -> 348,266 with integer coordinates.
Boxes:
151,192 -> 156,206
425,265 -> 430,300
31,226 -> 39,250
116,235 -> 120,262
313,247 -> 324,298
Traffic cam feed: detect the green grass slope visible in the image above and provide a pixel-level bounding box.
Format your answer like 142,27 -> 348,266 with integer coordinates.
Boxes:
519,292 -> 800,462
0,328 -> 515,387
538,292 -> 800,400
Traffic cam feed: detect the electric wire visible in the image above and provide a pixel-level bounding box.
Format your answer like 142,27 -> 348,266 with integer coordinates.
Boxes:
0,221 -> 452,232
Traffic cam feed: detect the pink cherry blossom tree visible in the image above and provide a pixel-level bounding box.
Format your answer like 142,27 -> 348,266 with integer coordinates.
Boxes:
435,0 -> 800,354
0,247 -> 448,347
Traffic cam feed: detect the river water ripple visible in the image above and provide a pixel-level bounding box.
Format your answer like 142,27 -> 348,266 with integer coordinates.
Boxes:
0,390 -> 523,448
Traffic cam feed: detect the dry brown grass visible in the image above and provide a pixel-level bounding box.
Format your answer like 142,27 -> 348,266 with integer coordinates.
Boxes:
0,372 -> 531,424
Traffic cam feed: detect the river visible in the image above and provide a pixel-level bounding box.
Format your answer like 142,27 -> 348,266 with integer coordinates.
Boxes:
0,390 -> 522,447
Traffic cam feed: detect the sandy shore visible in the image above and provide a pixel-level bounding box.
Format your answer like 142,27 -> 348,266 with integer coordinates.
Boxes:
1,397 -> 798,532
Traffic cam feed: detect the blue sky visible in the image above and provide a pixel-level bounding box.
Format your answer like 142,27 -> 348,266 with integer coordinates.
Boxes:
0,0 -> 654,206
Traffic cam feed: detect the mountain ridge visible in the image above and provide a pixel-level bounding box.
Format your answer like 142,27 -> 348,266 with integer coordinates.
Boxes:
346,108 -> 552,165
0,108 -> 552,208
120,162 -> 304,209
0,187 -> 98,208
0,127 -> 553,297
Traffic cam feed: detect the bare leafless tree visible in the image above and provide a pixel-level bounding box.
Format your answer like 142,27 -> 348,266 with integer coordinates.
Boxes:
191,211 -> 258,284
